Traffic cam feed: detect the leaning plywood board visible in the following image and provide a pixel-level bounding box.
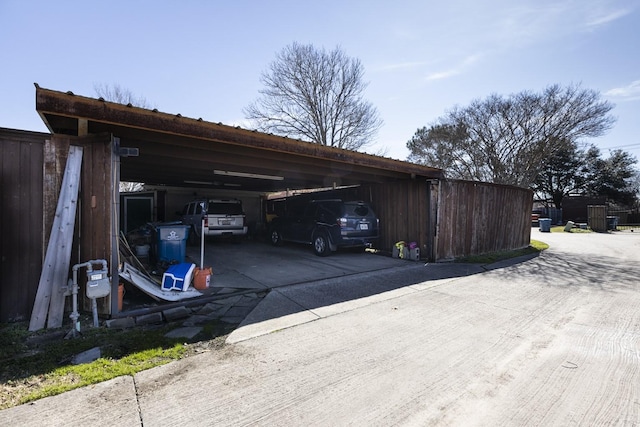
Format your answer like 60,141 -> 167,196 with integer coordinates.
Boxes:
29,145 -> 83,331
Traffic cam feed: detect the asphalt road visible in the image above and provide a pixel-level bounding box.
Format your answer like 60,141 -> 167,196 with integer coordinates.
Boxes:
2,229 -> 639,426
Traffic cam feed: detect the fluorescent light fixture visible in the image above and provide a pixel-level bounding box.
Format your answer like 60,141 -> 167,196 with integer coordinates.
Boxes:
184,180 -> 213,185
214,170 -> 284,181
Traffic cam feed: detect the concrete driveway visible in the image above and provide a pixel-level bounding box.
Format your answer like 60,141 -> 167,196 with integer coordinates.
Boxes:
185,239 -> 414,291
3,229 -> 639,426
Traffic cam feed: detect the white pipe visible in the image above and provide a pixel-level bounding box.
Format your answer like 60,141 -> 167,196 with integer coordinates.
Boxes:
92,298 -> 99,328
69,274 -> 79,338
200,218 -> 205,269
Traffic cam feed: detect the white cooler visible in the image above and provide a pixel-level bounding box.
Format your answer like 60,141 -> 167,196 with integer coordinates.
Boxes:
161,263 -> 196,291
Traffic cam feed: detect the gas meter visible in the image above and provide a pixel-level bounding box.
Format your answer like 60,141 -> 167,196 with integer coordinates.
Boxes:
86,267 -> 111,299
67,259 -> 111,337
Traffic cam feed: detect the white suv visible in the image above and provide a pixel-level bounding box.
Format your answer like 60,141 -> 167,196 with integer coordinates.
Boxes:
181,198 -> 248,241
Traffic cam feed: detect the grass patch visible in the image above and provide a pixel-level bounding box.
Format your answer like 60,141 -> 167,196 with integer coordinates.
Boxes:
0,318 -> 193,409
18,344 -> 185,405
456,239 -> 548,264
530,239 -> 549,251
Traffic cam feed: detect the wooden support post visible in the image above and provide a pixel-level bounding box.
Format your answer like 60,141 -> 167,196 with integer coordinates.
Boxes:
110,137 -> 121,316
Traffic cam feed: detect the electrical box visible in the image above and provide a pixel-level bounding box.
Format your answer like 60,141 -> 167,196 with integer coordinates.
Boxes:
86,269 -> 111,299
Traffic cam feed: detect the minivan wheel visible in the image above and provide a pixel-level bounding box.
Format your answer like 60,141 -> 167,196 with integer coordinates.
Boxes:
313,232 -> 331,257
270,229 -> 283,246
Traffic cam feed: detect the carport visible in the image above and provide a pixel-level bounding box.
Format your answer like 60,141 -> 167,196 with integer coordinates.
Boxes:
34,85 -> 444,317
1,87 -> 533,323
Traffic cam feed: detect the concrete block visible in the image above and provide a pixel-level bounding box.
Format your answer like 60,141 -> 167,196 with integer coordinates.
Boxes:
163,306 -> 191,321
105,317 -> 135,329
182,314 -> 214,326
71,346 -> 101,365
212,295 -> 242,306
165,327 -> 202,339
234,295 -> 262,307
196,302 -> 218,315
223,306 -> 252,318
135,312 -> 164,326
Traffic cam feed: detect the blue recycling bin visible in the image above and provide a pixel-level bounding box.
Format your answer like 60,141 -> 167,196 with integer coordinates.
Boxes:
156,224 -> 190,263
606,216 -> 619,230
539,218 -> 552,232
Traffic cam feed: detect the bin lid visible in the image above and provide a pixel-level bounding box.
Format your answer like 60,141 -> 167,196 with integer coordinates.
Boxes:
157,225 -> 189,240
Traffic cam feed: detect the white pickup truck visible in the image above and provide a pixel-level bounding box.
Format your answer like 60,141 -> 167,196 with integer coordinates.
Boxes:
180,198 -> 248,241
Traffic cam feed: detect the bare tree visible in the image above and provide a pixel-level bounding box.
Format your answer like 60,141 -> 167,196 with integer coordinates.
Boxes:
407,84 -> 616,188
244,43 -> 382,151
94,83 -> 152,108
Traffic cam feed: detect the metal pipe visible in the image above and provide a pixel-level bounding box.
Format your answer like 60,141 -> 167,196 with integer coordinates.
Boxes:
69,274 -> 79,338
68,259 -> 109,336
200,218 -> 205,269
92,298 -> 99,328
69,260 -> 93,337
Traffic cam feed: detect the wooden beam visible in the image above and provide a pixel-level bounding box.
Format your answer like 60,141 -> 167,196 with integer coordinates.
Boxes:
35,86 -> 443,179
78,118 -> 88,136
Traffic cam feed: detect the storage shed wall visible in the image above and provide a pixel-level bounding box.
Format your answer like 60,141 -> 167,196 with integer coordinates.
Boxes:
435,179 -> 533,261
48,134 -> 114,315
0,129 -> 46,322
0,129 -> 115,323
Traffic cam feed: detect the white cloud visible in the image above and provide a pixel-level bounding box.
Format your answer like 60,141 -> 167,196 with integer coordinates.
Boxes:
425,54 -> 483,81
426,69 -> 460,81
605,80 -> 640,100
466,2 -> 634,52
378,61 -> 432,72
585,8 -> 632,28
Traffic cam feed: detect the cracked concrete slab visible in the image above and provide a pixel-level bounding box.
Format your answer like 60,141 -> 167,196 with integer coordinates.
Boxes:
165,327 -> 203,339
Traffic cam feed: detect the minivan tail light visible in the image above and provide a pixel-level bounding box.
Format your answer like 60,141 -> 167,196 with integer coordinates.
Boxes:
338,218 -> 347,227
204,217 -> 208,227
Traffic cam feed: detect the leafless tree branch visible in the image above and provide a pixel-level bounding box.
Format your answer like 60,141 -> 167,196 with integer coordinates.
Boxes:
407,84 -> 615,188
244,43 -> 382,151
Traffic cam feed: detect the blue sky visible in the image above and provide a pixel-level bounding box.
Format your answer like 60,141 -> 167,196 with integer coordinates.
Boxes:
1,0 -> 638,161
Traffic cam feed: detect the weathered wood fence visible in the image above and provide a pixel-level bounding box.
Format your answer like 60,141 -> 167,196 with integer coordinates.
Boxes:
0,129 -> 46,322
434,180 -> 533,261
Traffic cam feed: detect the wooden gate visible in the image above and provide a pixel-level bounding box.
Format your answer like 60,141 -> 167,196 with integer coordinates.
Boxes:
587,205 -> 607,233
